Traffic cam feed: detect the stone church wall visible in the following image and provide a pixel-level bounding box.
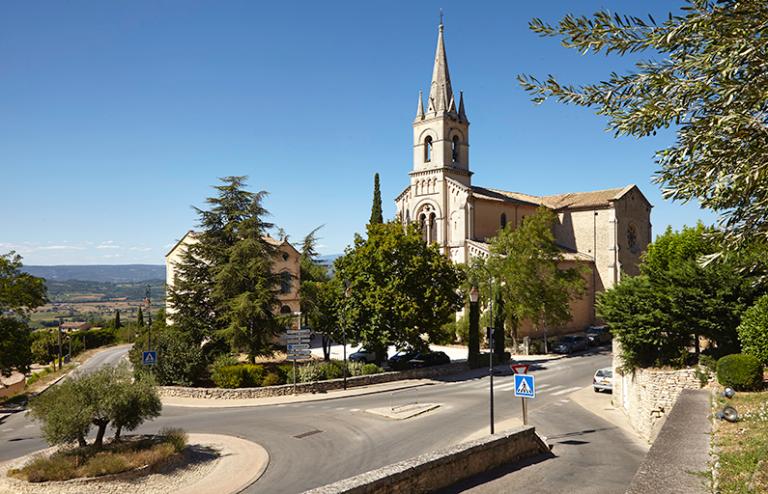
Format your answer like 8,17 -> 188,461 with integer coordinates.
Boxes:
614,191 -> 653,278
555,208 -> 613,293
472,200 -> 536,242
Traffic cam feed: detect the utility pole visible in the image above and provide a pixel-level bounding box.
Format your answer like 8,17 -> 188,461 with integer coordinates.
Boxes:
145,285 -> 152,352
57,318 -> 63,371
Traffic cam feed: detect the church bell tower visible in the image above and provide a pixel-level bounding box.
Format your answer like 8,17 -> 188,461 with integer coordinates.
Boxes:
412,20 -> 470,186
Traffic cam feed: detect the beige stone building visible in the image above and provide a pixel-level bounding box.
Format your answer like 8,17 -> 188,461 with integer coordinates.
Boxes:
395,22 -> 653,336
165,231 -> 301,326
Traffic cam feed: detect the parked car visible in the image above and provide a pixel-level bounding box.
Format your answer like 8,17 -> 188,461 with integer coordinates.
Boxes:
585,325 -> 611,346
552,335 -> 589,354
593,367 -> 613,393
386,349 -> 420,370
348,347 -> 383,363
408,351 -> 451,368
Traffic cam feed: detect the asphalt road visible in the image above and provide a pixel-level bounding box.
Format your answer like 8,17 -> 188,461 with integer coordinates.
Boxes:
0,347 -> 644,493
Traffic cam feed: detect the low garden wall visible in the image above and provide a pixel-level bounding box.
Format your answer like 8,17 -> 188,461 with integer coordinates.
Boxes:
304,426 -> 551,494
613,362 -> 703,442
159,362 -> 468,400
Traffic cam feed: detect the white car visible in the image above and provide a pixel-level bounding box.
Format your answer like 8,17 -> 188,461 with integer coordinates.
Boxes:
593,367 -> 613,393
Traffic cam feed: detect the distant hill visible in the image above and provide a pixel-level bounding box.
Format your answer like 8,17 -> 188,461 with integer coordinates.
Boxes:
24,264 -> 165,283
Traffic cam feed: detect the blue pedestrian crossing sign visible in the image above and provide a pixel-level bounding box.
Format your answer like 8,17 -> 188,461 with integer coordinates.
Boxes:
513,374 -> 535,398
142,351 -> 157,366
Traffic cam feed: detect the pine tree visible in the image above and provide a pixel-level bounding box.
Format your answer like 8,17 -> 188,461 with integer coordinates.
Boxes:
114,310 -> 121,329
136,307 -> 144,328
369,173 -> 383,225
167,176 -> 283,362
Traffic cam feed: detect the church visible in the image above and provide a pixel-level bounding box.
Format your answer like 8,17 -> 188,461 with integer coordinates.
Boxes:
395,22 -> 653,335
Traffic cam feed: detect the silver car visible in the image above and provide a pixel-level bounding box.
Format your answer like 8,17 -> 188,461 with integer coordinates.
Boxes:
593,367 -> 613,393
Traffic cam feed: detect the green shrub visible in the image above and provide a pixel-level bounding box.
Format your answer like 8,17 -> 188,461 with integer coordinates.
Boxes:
717,354 -> 765,391
699,354 -> 717,372
737,295 -> 768,366
361,363 -> 382,375
321,361 -> 345,380
261,372 -> 283,387
80,452 -> 128,478
211,364 -> 264,388
298,362 -> 324,383
160,427 -> 187,453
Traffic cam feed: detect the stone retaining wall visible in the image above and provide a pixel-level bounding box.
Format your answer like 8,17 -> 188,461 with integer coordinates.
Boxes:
159,362 -> 468,400
613,357 -> 703,442
304,426 -> 551,494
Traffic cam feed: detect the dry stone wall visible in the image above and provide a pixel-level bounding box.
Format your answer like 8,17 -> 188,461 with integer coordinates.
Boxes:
613,364 -> 702,442
159,362 -> 468,400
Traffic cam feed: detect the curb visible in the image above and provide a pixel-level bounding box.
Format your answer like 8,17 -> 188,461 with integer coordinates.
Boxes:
162,380 -> 437,408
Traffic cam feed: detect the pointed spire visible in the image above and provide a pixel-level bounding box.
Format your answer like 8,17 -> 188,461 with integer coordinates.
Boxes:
448,94 -> 456,112
427,18 -> 454,114
416,90 -> 424,119
458,90 -> 467,121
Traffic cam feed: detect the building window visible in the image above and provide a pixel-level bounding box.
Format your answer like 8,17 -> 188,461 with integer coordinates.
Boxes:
280,305 -> 292,314
451,136 -> 459,163
627,224 -> 639,253
280,271 -> 292,294
282,252 -> 289,261
500,213 -> 507,229
429,212 -> 437,244
419,213 -> 428,241
424,136 -> 433,162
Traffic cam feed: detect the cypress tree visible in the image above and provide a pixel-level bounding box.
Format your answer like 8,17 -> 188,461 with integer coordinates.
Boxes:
114,309 -> 121,329
369,173 -> 383,225
136,307 -> 144,328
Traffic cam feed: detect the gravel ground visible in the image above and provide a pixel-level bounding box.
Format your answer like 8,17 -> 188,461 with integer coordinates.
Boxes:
0,435 -> 222,494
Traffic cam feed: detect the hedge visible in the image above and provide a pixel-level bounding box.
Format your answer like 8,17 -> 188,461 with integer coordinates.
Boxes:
716,354 -> 764,391
737,294 -> 768,365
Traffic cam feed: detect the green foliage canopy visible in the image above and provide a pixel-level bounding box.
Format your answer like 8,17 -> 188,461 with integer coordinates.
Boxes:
335,222 -> 464,356
519,0 -> 768,251
481,208 -> 586,343
167,176 -> 284,362
598,224 -> 760,368
737,294 -> 768,365
0,252 -> 47,376
29,363 -> 161,448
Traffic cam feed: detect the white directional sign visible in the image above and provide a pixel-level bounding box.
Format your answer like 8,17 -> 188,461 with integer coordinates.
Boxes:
286,329 -> 312,336
513,374 -> 535,399
288,348 -> 311,355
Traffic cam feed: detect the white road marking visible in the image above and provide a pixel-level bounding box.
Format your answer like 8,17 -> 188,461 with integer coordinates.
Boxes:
545,385 -> 564,393
1,428 -> 12,432
551,386 -> 582,396
349,408 -> 360,412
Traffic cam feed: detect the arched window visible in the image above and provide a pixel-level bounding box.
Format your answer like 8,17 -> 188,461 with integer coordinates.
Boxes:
500,213 -> 507,229
419,213 -> 428,241
280,305 -> 292,314
280,271 -> 292,294
405,209 -> 410,224
424,136 -> 433,163
452,136 -> 459,163
429,212 -> 437,244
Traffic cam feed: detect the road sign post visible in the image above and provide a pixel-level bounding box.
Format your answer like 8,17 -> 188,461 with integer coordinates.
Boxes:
512,366 -> 535,426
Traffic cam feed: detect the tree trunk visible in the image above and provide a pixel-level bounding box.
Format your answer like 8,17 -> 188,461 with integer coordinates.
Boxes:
114,425 -> 122,440
77,433 -> 87,448
322,335 -> 331,361
93,420 -> 108,448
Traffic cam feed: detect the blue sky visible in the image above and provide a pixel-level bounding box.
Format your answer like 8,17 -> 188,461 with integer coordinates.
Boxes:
0,0 -> 715,265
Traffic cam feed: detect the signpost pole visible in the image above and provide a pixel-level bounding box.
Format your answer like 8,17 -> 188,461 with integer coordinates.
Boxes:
522,397 -> 528,425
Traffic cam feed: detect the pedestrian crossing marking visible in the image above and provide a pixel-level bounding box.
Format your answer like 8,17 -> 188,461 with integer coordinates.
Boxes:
513,374 -> 535,398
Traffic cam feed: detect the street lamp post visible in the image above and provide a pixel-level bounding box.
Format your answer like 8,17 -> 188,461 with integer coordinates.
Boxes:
343,283 -> 351,391
468,286 -> 480,368
144,285 -> 152,353
488,276 -> 495,435
57,318 -> 63,371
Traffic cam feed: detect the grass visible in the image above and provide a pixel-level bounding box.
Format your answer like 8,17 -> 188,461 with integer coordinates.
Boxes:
713,383 -> 768,494
8,431 -> 187,483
